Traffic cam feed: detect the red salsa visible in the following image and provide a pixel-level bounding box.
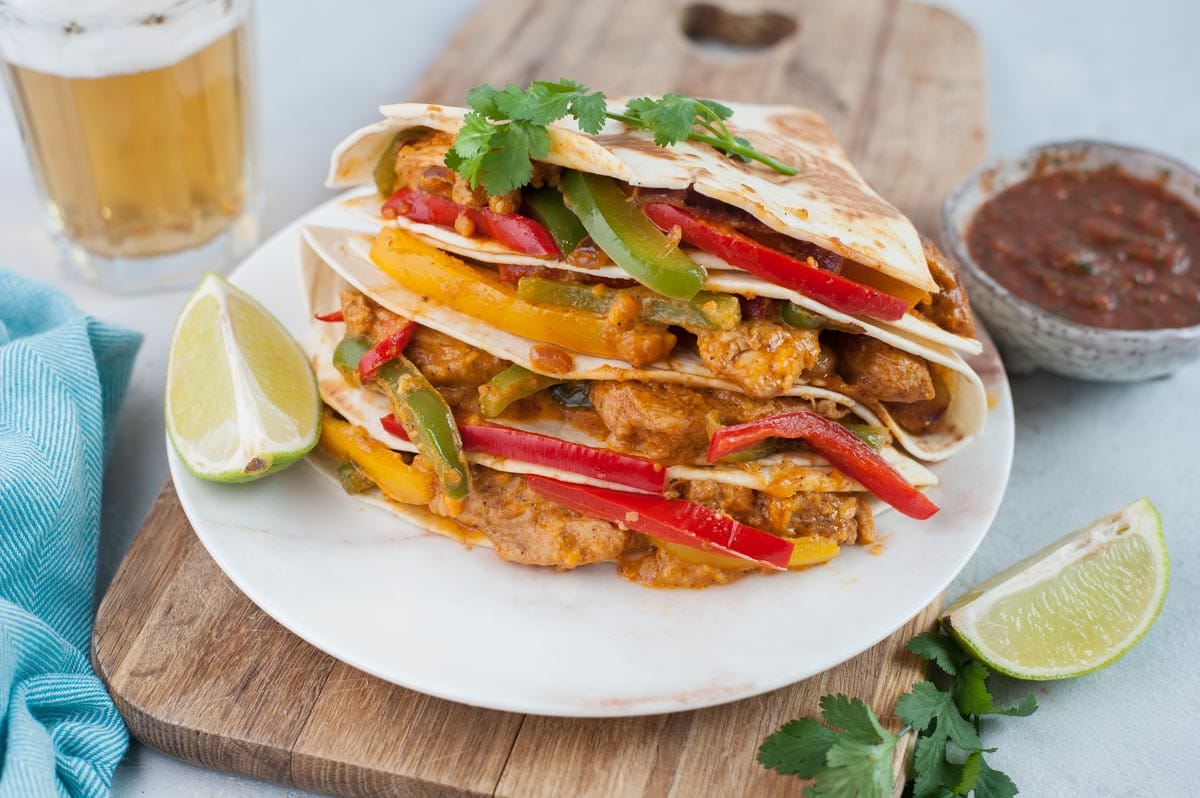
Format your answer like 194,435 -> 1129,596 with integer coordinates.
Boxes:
966,168 -> 1200,329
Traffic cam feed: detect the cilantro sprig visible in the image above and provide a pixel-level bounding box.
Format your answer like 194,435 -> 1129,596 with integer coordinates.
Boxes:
758,631 -> 1036,797
445,78 -> 797,196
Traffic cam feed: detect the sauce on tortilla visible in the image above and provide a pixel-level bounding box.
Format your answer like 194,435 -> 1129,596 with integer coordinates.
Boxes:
966,168 -> 1200,329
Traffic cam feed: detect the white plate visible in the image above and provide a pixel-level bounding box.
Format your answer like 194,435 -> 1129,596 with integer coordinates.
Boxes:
171,196 -> 1014,718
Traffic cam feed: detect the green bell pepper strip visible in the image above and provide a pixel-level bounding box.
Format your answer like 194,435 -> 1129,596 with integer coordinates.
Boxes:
549,382 -> 592,409
524,186 -> 589,256
333,335 -> 373,386
707,421 -> 889,463
780,301 -> 862,333
559,171 -> 706,300
336,460 -> 375,494
374,358 -> 471,502
516,276 -> 740,331
333,334 -> 471,502
477,365 -> 564,418
373,132 -> 407,198
839,422 -> 890,451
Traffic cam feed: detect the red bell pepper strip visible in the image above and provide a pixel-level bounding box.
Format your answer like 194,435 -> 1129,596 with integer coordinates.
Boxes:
314,310 -> 344,322
380,415 -> 665,494
706,411 -> 938,520
526,476 -> 793,569
383,187 -> 560,257
642,202 -> 908,321
357,322 -> 418,383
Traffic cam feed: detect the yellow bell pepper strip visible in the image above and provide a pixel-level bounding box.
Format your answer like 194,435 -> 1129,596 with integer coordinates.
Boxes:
478,365 -> 563,417
653,535 -> 840,571
374,358 -> 471,503
369,227 -> 675,364
524,186 -> 588,256
527,476 -> 792,569
515,276 -> 741,332
560,171 -> 707,300
319,414 -> 435,505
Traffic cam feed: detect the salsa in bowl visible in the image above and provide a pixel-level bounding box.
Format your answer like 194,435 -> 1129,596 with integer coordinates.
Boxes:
941,140 -> 1200,381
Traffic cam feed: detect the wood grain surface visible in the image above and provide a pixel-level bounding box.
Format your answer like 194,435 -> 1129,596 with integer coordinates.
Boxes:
92,0 -> 986,795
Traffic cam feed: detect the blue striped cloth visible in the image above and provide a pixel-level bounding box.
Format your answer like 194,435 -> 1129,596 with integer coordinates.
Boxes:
0,271 -> 139,797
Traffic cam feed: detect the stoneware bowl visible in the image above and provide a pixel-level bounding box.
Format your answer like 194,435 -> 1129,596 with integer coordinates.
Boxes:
940,140 -> 1200,381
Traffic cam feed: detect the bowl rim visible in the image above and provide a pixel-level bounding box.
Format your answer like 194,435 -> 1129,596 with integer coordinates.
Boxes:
940,137 -> 1200,344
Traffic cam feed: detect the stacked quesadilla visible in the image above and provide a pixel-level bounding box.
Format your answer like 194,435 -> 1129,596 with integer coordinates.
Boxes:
301,99 -> 984,588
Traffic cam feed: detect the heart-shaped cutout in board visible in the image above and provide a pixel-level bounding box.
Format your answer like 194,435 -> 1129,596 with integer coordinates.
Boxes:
680,2 -> 799,53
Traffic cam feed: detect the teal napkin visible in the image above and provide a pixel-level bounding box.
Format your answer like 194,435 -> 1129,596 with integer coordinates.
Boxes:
0,271 -> 139,796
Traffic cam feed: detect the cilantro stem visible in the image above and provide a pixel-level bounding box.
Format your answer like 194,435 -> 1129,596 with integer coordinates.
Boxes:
603,111 -> 799,176
689,132 -> 800,176
604,111 -> 640,126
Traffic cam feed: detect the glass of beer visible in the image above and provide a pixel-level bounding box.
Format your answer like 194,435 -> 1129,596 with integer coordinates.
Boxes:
1,1 -> 261,292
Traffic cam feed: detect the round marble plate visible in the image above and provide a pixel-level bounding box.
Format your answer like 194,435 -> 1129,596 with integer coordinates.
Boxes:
171,196 -> 1014,717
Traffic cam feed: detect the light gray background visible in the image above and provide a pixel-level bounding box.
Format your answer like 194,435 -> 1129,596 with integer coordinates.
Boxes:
1,1 -> 1196,795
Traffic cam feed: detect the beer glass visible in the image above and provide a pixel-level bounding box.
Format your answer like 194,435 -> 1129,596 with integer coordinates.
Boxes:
1,1 -> 261,292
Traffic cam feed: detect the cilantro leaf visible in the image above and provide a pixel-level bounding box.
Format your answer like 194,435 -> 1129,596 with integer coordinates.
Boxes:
896,681 -> 949,731
696,98 -> 734,121
907,632 -> 965,676
478,120 -> 550,196
985,694 -> 1038,718
443,111 -> 496,189
465,84 -> 503,119
812,736 -> 898,798
625,93 -> 698,145
569,91 -> 608,134
954,751 -> 983,796
820,694 -> 888,743
896,681 -> 982,752
974,757 -> 1018,798
757,718 -> 838,777
913,733 -> 958,798
954,661 -> 994,717
446,79 -> 795,194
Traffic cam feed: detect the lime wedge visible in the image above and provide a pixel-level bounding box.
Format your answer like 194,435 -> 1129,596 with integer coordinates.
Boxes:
942,498 -> 1168,680
166,274 -> 321,482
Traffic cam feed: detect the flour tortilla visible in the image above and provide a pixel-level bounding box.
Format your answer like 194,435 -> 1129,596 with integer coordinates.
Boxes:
327,102 -> 980,355
328,101 -> 938,287
302,224 -> 985,463
302,241 -> 936,506
337,193 -> 981,358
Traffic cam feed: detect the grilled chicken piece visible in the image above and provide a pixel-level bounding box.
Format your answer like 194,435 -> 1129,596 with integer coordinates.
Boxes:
617,547 -> 746,589
404,327 -> 507,388
757,493 -> 873,545
916,236 -> 976,338
340,288 -> 409,341
589,381 -> 716,463
446,468 -> 633,569
695,319 -> 822,398
836,335 -> 935,405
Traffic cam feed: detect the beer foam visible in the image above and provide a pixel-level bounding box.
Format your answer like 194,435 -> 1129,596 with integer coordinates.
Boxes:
0,0 -> 248,78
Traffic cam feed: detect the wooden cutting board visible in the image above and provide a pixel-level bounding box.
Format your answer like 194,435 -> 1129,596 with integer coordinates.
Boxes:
92,1 -> 986,795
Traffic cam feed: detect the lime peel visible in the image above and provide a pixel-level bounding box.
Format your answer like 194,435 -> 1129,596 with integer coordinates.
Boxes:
942,498 -> 1168,680
166,273 -> 321,482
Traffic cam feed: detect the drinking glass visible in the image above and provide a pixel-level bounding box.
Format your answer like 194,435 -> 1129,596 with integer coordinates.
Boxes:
1,0 -> 262,292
